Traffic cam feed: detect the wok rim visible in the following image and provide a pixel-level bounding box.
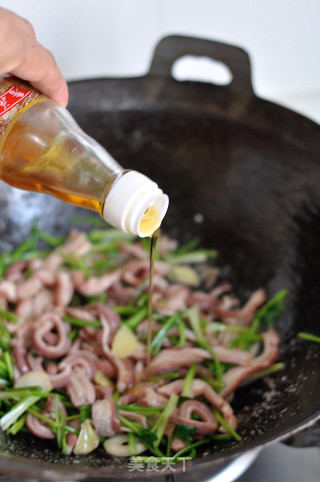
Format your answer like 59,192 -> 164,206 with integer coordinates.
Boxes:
0,413 -> 318,479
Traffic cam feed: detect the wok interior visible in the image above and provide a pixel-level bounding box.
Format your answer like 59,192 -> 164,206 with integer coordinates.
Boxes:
0,78 -> 320,476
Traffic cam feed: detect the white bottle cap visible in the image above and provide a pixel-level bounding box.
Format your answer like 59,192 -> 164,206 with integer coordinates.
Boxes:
102,171 -> 169,237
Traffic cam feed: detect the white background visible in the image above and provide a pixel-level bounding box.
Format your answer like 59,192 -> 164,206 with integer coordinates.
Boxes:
2,0 -> 320,122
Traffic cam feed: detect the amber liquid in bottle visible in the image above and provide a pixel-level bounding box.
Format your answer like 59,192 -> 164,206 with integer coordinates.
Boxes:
0,100 -> 119,214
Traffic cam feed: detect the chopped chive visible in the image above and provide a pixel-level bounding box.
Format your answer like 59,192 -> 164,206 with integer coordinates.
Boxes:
166,428 -> 175,457
185,306 -> 206,345
87,228 -> 135,243
148,372 -> 180,383
117,404 -> 164,415
0,395 -> 40,431
128,432 -> 137,455
206,322 -> 250,334
3,352 -> 13,383
0,309 -> 19,323
27,408 -> 56,428
0,320 -> 11,351
68,327 -> 79,340
175,424 -> 196,445
298,332 -> 320,344
63,414 -> 81,422
97,292 -> 107,304
229,333 -> 262,349
186,306 -> 222,380
171,438 -> 211,461
90,259 -> 115,276
64,425 -> 80,435
19,249 -> 50,262
254,289 -> 288,326
62,315 -> 102,329
151,313 -> 180,356
202,377 -> 225,392
6,413 -> 27,435
31,227 -> 65,247
165,250 -> 217,265
135,432 -> 164,457
136,292 -> 149,308
61,254 -> 90,279
61,430 -> 68,454
113,306 -> 137,316
0,388 -> 49,400
126,307 -> 148,331
80,405 -> 92,423
202,345 -> 222,379
151,394 -> 179,447
181,364 -> 197,398
12,239 -> 36,261
169,238 -> 201,256
178,320 -> 186,347
118,414 -> 144,437
90,242 -> 118,253
54,397 -> 63,449
249,317 -> 261,335
240,362 -> 285,387
211,433 -> 233,441
131,283 -> 148,303
212,408 -> 241,441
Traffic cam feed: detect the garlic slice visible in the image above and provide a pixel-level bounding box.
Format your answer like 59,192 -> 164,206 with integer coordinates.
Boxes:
169,265 -> 199,286
103,434 -> 146,457
73,419 -> 99,455
14,371 -> 52,392
94,370 -> 114,388
111,324 -> 138,359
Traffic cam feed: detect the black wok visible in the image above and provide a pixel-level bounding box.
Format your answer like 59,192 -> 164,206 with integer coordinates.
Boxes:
0,36 -> 320,480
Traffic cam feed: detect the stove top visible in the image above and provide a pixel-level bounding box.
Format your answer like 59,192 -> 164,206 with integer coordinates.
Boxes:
236,443 -> 320,482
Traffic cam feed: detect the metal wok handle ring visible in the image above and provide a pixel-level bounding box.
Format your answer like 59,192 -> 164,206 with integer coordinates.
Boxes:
148,35 -> 254,95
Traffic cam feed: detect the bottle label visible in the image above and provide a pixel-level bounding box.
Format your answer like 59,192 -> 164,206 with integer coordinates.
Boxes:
0,76 -> 45,142
0,85 -> 31,116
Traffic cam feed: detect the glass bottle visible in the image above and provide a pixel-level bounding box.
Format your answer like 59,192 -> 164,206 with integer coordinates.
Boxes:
0,76 -> 168,237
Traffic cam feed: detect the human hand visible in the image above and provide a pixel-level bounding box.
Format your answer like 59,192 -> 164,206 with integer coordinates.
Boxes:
0,7 -> 68,106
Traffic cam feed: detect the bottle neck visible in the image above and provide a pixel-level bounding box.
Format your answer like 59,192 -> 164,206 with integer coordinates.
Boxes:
102,170 -> 169,237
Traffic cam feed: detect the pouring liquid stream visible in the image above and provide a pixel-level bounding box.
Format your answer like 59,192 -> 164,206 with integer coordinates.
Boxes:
138,204 -> 162,369
146,227 -> 159,368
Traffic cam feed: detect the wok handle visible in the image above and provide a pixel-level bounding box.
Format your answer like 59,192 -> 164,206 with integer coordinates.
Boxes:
148,35 -> 254,95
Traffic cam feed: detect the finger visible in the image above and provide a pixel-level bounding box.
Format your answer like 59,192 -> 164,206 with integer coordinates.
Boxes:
14,43 -> 69,107
0,8 -> 68,107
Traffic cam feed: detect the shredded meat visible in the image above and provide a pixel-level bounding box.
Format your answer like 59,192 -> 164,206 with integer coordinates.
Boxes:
158,379 -> 237,429
220,328 -> 280,398
92,398 -> 121,437
32,313 -> 71,359
66,366 -> 96,408
171,400 -> 219,434
148,346 -> 253,375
